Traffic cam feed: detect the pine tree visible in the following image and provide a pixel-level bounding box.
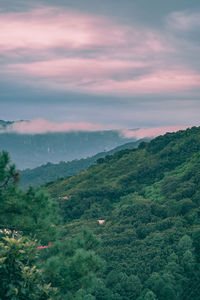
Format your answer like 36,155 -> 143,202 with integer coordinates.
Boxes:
0,151 -> 60,244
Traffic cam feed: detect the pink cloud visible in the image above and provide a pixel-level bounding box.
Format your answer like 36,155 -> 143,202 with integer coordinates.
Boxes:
0,6 -> 199,96
5,60 -> 200,95
2,120 -> 191,139
0,7 -> 134,52
121,126 -> 190,139
4,119 -> 108,134
5,58 -> 148,85
1,119 -> 191,139
86,68 -> 200,95
0,6 -> 170,57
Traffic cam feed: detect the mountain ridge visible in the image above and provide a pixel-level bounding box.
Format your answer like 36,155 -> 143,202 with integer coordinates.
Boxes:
44,126 -> 200,299
19,139 -> 148,188
0,127 -> 135,169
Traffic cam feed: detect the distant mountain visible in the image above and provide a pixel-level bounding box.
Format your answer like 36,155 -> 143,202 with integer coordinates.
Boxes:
0,120 -> 136,169
19,139 -> 148,188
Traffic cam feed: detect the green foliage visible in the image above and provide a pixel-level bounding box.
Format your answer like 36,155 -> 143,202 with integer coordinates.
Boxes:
0,151 -> 17,189
41,228 -> 104,298
3,125 -> 200,299
143,290 -> 158,300
0,152 -> 104,299
0,236 -> 56,299
0,152 -> 60,243
46,126 -> 200,299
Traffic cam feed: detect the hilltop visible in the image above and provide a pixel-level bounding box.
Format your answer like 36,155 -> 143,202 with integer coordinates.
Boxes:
46,126 -> 200,299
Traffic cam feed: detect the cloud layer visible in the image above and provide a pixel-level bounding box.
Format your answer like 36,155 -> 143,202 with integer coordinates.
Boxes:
121,126 -> 189,139
0,119 -> 189,140
1,6 -> 200,96
1,119 -> 107,134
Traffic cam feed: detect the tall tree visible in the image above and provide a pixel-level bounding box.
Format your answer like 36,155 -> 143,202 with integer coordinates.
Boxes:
0,151 -> 60,244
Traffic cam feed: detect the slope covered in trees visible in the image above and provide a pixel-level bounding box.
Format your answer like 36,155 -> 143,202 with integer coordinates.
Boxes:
19,140 -> 145,189
2,127 -> 200,299
46,126 -> 200,299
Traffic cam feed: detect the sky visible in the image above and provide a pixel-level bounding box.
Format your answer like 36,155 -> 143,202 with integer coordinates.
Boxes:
0,0 -> 200,132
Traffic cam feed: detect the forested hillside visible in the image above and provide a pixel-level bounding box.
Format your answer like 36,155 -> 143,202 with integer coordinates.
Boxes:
20,140 -> 145,189
1,127 -> 200,299
46,126 -> 200,299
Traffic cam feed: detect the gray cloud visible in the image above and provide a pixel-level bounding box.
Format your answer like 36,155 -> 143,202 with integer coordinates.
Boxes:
0,0 -> 200,128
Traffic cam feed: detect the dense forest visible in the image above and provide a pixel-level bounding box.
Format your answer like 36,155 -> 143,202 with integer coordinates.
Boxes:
0,152 -> 104,299
46,126 -> 200,299
1,126 -> 200,299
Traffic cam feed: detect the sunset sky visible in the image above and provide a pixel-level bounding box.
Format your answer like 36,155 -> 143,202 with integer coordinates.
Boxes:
0,0 -> 200,130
